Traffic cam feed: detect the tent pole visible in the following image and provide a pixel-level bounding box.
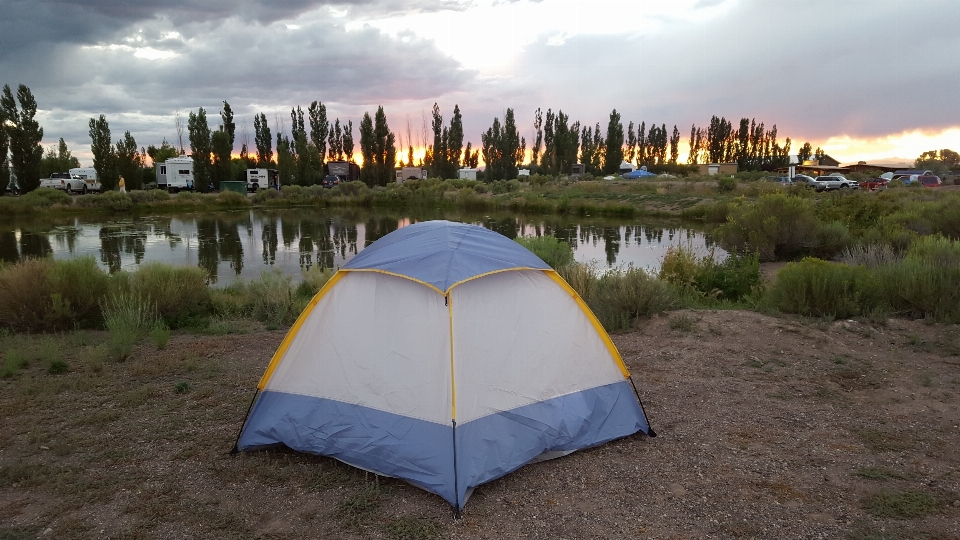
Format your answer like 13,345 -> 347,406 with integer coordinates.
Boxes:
452,419 -> 462,519
628,376 -> 657,438
229,388 -> 260,455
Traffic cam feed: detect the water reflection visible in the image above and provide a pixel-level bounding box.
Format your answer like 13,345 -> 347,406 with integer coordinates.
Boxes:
0,209 -> 721,284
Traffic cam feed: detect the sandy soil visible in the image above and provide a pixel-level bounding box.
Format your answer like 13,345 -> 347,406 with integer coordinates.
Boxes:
1,310 -> 959,539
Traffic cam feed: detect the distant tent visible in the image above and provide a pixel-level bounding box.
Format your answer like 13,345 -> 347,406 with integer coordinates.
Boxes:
623,167 -> 656,179
235,221 -> 655,511
619,161 -> 636,174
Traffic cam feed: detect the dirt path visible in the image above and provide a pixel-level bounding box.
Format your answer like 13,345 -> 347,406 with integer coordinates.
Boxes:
1,311 -> 958,539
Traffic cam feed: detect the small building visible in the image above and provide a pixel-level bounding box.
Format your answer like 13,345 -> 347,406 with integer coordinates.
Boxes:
619,161 -> 636,174
458,168 -> 477,181
156,156 -> 195,192
396,167 -> 427,183
844,161 -> 914,174
698,163 -> 738,176
517,169 -> 530,178
571,164 -> 586,177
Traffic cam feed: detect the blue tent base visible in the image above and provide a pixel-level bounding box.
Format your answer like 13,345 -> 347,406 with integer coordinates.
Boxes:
237,380 -> 651,509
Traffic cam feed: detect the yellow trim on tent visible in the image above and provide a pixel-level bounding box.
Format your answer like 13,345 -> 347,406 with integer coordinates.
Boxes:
543,270 -> 631,379
256,270 -> 346,390
446,267 -> 546,292
341,268 -> 445,295
447,293 -> 457,421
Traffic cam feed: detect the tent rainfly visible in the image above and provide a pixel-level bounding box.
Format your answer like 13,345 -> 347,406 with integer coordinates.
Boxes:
234,220 -> 655,511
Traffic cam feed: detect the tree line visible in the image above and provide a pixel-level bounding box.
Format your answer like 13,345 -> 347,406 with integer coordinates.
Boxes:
9,81 -> 959,195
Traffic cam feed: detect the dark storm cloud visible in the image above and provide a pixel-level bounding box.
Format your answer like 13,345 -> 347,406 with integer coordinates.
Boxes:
506,0 -> 960,142
1,9 -> 471,158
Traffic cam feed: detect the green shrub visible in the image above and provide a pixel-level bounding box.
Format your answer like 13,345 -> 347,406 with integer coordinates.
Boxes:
216,190 -> 250,208
21,188 -> 71,207
249,270 -> 295,325
716,193 -> 820,261
515,236 -> 574,269
128,189 -> 170,204
150,321 -> 171,350
876,235 -> 960,321
210,285 -> 251,318
2,350 -> 28,378
769,258 -> 882,319
813,221 -> 853,258
861,489 -> 940,519
299,266 -> 335,297
717,176 -> 737,193
0,258 -> 53,331
174,381 -> 190,394
251,188 -> 280,204
590,265 -> 676,331
101,292 -> 157,361
128,263 -> 210,326
339,181 -> 368,196
74,191 -> 133,211
46,257 -> 110,328
47,360 -> 68,375
659,245 -> 760,302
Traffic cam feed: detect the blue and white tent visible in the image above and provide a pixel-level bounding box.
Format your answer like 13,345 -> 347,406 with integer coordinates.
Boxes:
235,220 -> 654,510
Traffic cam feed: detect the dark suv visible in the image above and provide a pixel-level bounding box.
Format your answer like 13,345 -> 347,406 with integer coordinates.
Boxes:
321,175 -> 340,188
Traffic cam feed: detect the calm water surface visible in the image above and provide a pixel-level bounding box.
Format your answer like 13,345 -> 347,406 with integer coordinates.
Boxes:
0,209 -> 722,284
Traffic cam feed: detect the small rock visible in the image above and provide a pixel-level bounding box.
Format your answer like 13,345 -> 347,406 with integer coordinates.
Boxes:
39,446 -> 49,451
953,499 -> 960,508
42,528 -> 53,536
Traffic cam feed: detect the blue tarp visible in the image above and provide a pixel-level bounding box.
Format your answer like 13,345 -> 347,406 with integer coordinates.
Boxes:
622,169 -> 656,179
344,220 -> 550,291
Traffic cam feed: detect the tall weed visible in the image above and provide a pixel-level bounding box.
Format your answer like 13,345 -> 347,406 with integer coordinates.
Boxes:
769,258 -> 882,319
515,235 -> 574,269
128,263 -> 210,325
591,266 -> 675,331
249,270 -> 295,325
46,256 -> 110,328
0,258 -> 53,331
100,293 -> 157,361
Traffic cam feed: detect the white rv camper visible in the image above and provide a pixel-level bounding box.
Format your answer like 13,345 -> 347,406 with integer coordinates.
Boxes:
156,156 -> 195,193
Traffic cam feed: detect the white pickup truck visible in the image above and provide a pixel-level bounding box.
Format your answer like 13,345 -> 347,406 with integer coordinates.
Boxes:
67,168 -> 102,194
39,172 -> 72,191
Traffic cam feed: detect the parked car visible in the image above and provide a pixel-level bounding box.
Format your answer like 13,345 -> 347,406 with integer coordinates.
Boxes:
859,178 -> 888,191
791,174 -> 823,189
815,174 -> 860,191
919,175 -> 942,188
321,175 -> 340,188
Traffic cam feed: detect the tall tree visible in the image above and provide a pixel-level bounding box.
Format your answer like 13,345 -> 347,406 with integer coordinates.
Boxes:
540,109 -> 555,175
447,104 -> 464,173
221,101 -> 235,148
342,120 -> 355,162
211,130 -> 232,188
636,121 -> 646,165
552,110 -> 579,176
188,108 -> 212,192
482,108 -> 524,181
626,121 -> 636,163
116,131 -> 143,189
88,115 -> 117,190
0,105 -> 8,194
39,138 -> 81,178
531,108 -> 543,167
308,100 -> 328,165
463,141 -> 479,168
254,113 -> 273,166
602,109 -> 624,174
328,119 -> 344,161
2,85 -> 44,193
359,106 -> 396,186
147,139 -> 178,167
797,142 -> 813,164
430,103 -> 448,178
669,125 -> 680,165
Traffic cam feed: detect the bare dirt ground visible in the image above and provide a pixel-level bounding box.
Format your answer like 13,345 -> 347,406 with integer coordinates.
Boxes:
1,310 -> 959,539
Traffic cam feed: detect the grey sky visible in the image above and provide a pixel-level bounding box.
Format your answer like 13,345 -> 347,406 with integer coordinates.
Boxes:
2,0 -> 957,164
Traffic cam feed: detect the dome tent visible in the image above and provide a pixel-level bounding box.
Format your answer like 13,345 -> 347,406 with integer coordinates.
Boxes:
234,220 -> 655,511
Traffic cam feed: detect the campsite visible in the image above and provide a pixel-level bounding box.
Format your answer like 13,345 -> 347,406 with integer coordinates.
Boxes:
2,306 -> 959,538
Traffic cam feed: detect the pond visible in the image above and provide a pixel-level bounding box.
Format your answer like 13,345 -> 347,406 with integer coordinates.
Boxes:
0,208 -> 723,284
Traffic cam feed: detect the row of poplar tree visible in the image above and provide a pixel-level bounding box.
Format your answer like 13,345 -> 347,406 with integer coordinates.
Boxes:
1,81 -> 804,194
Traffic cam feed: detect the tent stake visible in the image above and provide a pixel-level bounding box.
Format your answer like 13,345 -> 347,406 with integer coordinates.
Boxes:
628,376 -> 657,438
230,388 -> 260,455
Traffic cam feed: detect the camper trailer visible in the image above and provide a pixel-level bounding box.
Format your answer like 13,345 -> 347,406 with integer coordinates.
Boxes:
246,169 -> 278,191
325,161 -> 360,182
458,168 -> 477,181
395,167 -> 427,183
156,156 -> 195,193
